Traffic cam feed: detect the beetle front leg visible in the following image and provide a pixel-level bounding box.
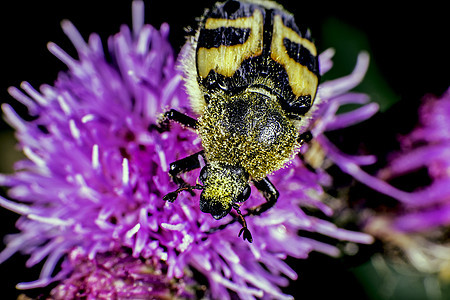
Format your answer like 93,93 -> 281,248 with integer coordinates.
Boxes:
164,150 -> 205,199
168,150 -> 205,186
246,177 -> 279,216
156,109 -> 199,132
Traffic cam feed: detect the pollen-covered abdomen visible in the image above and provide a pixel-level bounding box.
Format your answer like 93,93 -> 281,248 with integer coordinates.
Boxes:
199,91 -> 299,179
221,98 -> 283,145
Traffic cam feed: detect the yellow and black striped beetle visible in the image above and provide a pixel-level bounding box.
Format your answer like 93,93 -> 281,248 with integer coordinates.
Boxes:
158,0 -> 319,242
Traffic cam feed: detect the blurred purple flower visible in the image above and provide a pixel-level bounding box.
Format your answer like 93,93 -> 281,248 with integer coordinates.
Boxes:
362,89 -> 450,274
382,88 -> 450,232
0,1 -> 377,299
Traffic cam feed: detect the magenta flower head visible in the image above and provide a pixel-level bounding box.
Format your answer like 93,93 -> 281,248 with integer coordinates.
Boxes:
383,88 -> 450,232
363,88 -> 450,274
1,1 -> 375,298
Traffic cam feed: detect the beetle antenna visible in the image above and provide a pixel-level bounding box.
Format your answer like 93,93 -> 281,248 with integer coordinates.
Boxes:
163,184 -> 203,202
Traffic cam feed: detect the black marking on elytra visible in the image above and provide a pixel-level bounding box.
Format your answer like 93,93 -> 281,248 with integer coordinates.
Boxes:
262,8 -> 273,58
283,38 -> 319,76
197,27 -> 251,49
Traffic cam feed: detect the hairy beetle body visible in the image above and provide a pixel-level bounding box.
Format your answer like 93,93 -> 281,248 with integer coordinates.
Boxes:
161,0 -> 319,242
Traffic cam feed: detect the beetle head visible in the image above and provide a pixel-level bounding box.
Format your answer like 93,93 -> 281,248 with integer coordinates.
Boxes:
199,162 -> 250,219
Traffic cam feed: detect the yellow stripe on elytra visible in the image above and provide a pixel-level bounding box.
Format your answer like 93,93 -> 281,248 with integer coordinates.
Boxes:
270,14 -> 318,100
197,9 -> 264,78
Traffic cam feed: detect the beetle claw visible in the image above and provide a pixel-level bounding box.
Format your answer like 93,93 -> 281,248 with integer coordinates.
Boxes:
238,227 -> 253,243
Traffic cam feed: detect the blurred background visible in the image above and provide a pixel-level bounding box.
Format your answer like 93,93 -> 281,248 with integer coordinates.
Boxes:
0,0 -> 448,299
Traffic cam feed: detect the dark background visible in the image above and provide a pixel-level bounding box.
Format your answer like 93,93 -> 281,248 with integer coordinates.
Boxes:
0,1 -> 448,299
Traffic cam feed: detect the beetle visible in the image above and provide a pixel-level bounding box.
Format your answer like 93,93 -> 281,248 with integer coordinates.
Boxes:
158,0 -> 319,242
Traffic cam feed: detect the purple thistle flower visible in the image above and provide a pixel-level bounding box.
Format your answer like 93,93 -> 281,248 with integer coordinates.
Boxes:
359,89 -> 450,274
49,246 -> 197,299
384,88 -> 450,232
0,1 -> 376,298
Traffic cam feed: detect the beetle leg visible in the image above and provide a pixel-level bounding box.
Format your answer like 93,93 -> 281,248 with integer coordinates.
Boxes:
297,130 -> 313,145
297,131 -> 320,173
154,109 -> 199,132
246,177 -> 279,216
163,150 -> 205,198
167,150 -> 205,186
163,184 -> 203,202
